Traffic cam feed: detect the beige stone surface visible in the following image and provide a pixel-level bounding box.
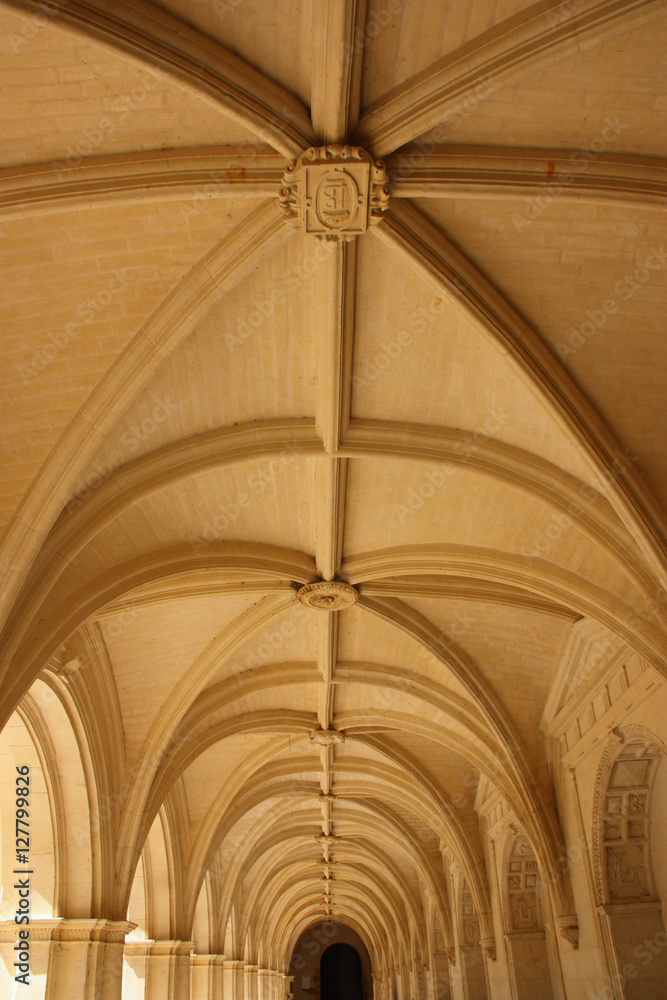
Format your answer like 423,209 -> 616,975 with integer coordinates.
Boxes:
0,1 -> 665,998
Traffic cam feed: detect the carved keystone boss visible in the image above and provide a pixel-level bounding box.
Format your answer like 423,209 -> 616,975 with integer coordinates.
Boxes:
280,145 -> 390,240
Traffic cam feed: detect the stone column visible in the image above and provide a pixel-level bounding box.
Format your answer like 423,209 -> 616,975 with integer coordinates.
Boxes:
399,962 -> 412,998
222,958 -> 245,1000
191,953 -> 226,999
244,963 -> 259,1000
0,918 -> 59,997
256,967 -> 272,1000
144,940 -> 193,999
270,969 -> 286,1000
414,960 -> 428,999
46,918 -> 133,1000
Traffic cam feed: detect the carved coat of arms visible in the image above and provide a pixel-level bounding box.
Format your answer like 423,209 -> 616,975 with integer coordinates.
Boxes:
280,145 -> 390,240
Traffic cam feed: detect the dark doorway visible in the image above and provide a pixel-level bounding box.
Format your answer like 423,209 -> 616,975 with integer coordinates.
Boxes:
320,943 -> 364,1000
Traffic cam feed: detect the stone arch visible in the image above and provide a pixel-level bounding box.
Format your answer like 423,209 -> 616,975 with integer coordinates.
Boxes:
192,874 -> 211,956
592,726 -> 667,998
23,678 -> 99,920
455,872 -> 488,1000
289,922 -> 372,1000
501,833 -> 546,936
500,830 -> 556,999
592,725 -> 667,907
320,942 -> 364,1000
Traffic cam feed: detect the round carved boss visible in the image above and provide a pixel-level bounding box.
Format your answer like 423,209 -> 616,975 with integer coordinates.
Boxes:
297,581 -> 359,611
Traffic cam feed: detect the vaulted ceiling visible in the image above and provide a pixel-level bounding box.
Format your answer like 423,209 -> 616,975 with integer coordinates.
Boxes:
0,0 -> 666,969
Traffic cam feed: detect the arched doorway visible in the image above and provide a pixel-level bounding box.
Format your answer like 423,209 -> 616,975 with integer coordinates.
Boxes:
320,943 -> 364,1000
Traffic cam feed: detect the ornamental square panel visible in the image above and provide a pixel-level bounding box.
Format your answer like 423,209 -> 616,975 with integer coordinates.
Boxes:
280,146 -> 389,240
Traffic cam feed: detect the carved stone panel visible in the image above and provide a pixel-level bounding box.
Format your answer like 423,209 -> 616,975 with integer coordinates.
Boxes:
599,740 -> 659,903
297,580 -> 358,610
280,146 -> 390,241
606,844 -> 650,900
459,878 -> 481,946
506,837 -> 540,933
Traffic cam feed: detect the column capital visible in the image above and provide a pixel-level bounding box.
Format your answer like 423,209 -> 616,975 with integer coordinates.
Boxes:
480,937 -> 497,962
0,918 -> 61,942
128,938 -> 192,957
190,952 -> 228,967
223,958 -> 247,969
51,918 -> 135,944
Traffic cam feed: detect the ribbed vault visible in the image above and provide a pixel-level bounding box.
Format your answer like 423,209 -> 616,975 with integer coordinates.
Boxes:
0,0 -> 666,996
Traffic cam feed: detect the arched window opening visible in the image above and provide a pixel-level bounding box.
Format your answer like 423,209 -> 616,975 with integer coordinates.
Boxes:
320,943 -> 363,1000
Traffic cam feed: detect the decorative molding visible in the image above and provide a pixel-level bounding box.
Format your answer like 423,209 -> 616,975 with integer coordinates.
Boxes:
58,654 -> 85,683
280,146 -> 389,240
503,835 -> 542,935
386,147 -> 667,206
315,834 -> 341,845
2,0 -> 315,157
298,581 -> 359,610
0,201 -> 296,708
355,0 -> 666,157
0,919 -> 62,943
309,729 -> 345,746
311,0 -> 367,143
374,200 -> 667,593
0,148 -> 285,219
126,939 -> 193,956
541,619 -> 626,730
50,919 -> 135,943
481,939 -> 497,962
591,726 -> 666,905
557,919 -> 580,950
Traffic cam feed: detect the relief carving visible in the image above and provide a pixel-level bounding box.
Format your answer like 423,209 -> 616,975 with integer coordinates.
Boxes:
298,580 -> 359,610
505,835 -> 540,933
606,844 -> 650,900
591,727 -> 664,905
280,146 -> 390,240
511,894 -> 537,931
628,793 -> 646,814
